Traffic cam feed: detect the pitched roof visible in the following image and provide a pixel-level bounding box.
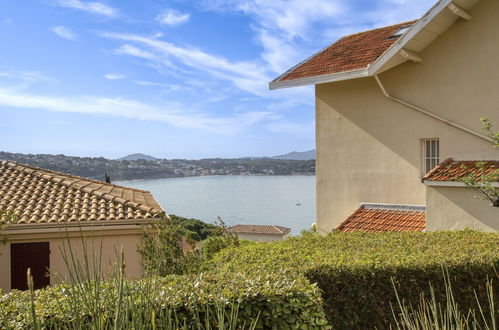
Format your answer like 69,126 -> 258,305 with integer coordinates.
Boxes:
0,161 -> 164,225
422,158 -> 499,182
336,203 -> 426,233
227,224 -> 291,235
270,0 -> 481,90
271,21 -> 416,84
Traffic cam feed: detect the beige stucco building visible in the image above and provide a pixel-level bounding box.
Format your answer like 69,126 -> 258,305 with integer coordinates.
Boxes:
271,0 -> 498,233
0,161 -> 165,292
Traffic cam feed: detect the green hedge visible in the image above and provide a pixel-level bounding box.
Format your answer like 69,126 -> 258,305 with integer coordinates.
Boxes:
207,230 -> 499,328
0,271 -> 329,329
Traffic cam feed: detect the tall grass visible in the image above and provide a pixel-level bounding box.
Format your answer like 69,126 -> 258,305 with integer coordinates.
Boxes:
391,270 -> 496,330
22,225 -> 258,329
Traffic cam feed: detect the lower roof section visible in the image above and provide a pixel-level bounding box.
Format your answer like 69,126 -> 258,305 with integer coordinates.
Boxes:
336,203 -> 426,233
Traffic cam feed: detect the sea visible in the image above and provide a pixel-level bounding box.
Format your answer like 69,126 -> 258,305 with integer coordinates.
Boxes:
116,175 -> 316,235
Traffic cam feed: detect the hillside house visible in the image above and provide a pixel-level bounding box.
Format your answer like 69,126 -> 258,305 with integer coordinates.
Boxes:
270,0 -> 498,233
227,224 -> 291,241
0,161 -> 165,291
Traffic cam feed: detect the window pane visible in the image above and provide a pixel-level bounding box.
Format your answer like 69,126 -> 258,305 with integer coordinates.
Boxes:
426,140 -> 431,157
426,159 -> 431,173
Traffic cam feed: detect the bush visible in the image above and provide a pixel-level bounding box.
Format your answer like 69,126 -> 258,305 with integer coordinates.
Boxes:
171,214 -> 217,241
0,271 -> 329,329
206,230 -> 499,328
138,216 -> 201,276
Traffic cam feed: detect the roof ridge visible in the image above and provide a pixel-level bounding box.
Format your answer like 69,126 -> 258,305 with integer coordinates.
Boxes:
360,203 -> 426,212
2,161 -> 163,215
335,20 -> 417,40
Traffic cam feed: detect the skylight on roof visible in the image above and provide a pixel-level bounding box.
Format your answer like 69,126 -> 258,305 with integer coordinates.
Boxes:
392,25 -> 412,37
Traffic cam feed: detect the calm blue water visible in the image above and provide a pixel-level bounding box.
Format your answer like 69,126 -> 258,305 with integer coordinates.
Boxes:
116,175 -> 316,235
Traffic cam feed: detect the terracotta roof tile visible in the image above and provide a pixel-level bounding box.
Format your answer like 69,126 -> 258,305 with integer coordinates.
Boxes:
423,158 -> 499,182
227,224 -> 291,235
0,161 -> 164,225
336,203 -> 425,233
272,21 -> 416,83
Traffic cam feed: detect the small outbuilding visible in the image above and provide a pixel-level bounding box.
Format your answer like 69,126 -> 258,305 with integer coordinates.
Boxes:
227,224 -> 291,242
0,161 -> 165,292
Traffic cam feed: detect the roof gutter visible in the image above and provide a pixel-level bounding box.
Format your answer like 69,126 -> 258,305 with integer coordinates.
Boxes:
269,68 -> 368,90
374,75 -> 493,143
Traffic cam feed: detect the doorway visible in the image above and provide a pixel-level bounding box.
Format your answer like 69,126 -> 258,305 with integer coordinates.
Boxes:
10,242 -> 50,290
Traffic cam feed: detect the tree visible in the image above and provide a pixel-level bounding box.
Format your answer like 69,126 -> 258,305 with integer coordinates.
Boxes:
458,118 -> 499,207
138,215 -> 200,276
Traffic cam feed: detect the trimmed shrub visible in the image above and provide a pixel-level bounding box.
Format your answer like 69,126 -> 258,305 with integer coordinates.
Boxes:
0,271 -> 329,329
206,230 -> 499,328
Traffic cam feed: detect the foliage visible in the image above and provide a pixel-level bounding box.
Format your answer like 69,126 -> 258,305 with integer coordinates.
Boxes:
0,268 -> 327,329
392,271 -> 496,329
206,230 -> 499,328
458,118 -> 499,207
138,215 -> 201,276
482,117 -> 499,148
171,214 -> 217,241
0,209 -> 16,248
201,218 -> 239,260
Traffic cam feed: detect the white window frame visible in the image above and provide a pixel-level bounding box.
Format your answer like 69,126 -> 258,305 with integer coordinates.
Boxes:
421,138 -> 439,175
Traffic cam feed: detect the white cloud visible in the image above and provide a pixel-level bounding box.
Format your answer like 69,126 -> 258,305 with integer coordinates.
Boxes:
156,9 -> 190,26
55,0 -> 117,18
0,87 -> 274,134
104,73 -> 125,80
105,32 -> 271,96
201,0 -> 435,78
50,26 -> 77,40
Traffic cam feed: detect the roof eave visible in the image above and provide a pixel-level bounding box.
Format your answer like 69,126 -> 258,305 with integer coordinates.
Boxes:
423,180 -> 499,187
269,68 -> 369,90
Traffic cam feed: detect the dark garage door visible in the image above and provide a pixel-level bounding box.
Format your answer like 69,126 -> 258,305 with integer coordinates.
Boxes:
10,242 -> 50,290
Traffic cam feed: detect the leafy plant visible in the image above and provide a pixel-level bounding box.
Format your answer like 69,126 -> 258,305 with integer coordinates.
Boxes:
458,118 -> 499,207
201,218 -> 239,260
138,215 -> 201,276
392,270 -> 496,329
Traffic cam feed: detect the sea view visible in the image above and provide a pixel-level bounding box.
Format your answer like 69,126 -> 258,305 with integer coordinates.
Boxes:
117,175 -> 316,234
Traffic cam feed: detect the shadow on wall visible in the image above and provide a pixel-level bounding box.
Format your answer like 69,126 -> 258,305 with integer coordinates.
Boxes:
426,186 -> 499,232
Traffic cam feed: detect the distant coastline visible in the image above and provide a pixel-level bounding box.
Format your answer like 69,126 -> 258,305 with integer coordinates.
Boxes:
0,151 -> 315,182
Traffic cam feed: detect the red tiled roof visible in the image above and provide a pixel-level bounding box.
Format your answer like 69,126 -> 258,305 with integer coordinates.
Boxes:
227,224 -> 291,235
336,204 -> 426,233
272,21 -> 416,83
0,161 -> 164,224
423,158 -> 499,182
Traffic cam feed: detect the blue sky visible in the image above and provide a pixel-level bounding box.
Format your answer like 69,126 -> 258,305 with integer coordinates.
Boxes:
0,0 -> 435,159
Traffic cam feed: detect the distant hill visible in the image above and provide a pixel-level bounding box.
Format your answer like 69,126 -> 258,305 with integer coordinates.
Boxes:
271,149 -> 315,160
118,153 -> 157,161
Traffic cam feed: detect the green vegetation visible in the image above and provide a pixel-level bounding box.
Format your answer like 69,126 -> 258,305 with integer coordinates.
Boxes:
0,235 -> 327,329
459,118 -> 499,207
172,214 -> 217,241
138,215 -> 202,276
138,215 -> 238,276
393,271 -> 496,329
205,230 -> 499,328
1,230 -> 497,328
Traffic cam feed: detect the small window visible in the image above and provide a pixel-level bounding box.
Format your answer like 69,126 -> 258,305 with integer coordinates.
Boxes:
391,26 -> 412,38
422,138 -> 439,174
